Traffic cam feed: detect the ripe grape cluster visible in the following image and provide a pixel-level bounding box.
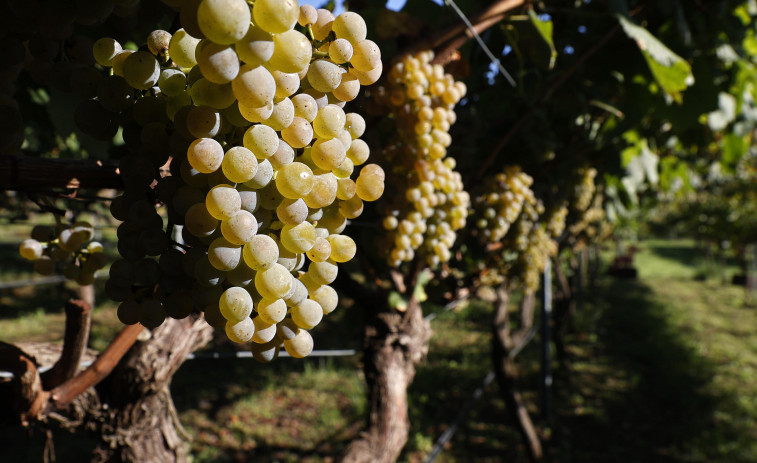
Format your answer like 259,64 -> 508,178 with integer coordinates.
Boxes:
374,51 -> 469,268
19,222 -> 106,285
573,167 -> 597,213
92,0 -> 383,360
474,166 -> 538,243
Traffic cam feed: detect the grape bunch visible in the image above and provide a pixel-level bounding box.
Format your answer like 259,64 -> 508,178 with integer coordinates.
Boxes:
473,166 -> 538,243
572,167 -> 597,213
93,0 -> 383,361
373,51 -> 469,268
19,222 -> 107,285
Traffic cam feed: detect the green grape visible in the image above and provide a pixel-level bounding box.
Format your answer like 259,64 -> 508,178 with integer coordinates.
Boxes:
110,49 -> 134,76
238,186 -> 260,213
303,173 -> 338,209
291,299 -> 323,330
118,299 -> 140,325
283,329 -> 313,358
355,164 -> 385,202
310,284 -> 338,314
19,239 -> 43,260
123,51 -> 160,90
346,139 -> 370,165
333,73 -> 361,102
311,138 -> 346,171
139,300 -> 167,329
268,30 -> 312,73
307,59 -> 343,93
327,234 -> 356,262
196,40 -> 240,84
166,291 -> 194,319
306,260 -> 338,285
333,157 -> 354,178
275,162 -> 314,199
188,78 -> 236,109
306,237 -> 331,262
206,184 -> 241,220
208,237 -> 242,271
219,286 -> 253,321
254,263 -> 293,299
257,297 -> 287,324
232,64 -> 275,108
197,0 -> 251,45
221,210 -> 258,245
292,93 -> 318,122
204,303 -> 227,328
261,96 -> 294,131
186,105 -> 221,139
269,139 -> 295,170
349,62 -> 382,86
138,228 -> 169,256
298,4 -> 318,26
338,195 -> 363,219
313,105 -> 346,140
272,70 -> 299,99
252,0 -> 298,34
312,9 -> 335,41
333,11 -> 367,44
243,124 -> 279,159
350,40 -> 381,72
235,25 -> 273,67
184,202 -> 219,237
226,261 -> 256,287
251,316 -> 277,343
250,340 -> 280,362
244,158 -> 273,189
345,113 -> 366,139
281,117 -> 313,149
33,256 -> 56,276
169,29 -> 201,67
147,30 -> 172,57
336,178 -> 357,200
226,317 -> 255,343
93,37 -> 122,66
222,146 -> 258,183
277,198 -> 308,226
238,100 -> 274,123
329,38 -> 353,64
242,234 -> 279,270
187,137 -> 224,173
280,222 -> 317,254
284,278 -> 308,307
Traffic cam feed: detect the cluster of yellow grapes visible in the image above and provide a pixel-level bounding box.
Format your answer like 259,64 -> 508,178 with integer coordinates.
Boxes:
569,193 -> 608,247
95,0 -> 383,361
19,223 -> 107,285
375,51 -> 469,268
474,166 -> 538,243
573,167 -> 597,212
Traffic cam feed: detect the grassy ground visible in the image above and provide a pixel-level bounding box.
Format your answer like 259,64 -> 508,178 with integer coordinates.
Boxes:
2,236 -> 756,462
553,239 -> 757,462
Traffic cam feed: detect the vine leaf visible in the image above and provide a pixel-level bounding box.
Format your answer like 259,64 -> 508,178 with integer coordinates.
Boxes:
527,10 -> 556,70
617,15 -> 693,103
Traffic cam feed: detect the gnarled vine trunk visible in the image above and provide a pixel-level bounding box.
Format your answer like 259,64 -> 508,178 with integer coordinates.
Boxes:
86,316 -> 213,463
341,298 -> 431,463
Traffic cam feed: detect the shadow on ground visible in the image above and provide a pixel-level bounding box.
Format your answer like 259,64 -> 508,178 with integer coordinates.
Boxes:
554,277 -> 741,463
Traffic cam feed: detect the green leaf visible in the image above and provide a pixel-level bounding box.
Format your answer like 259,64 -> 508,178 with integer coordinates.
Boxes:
721,133 -> 747,172
527,10 -> 557,70
388,291 -> 408,312
412,269 -> 432,303
617,15 -> 693,103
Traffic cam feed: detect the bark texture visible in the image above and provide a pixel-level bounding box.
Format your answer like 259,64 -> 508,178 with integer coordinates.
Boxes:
87,316 -> 213,463
341,299 -> 431,463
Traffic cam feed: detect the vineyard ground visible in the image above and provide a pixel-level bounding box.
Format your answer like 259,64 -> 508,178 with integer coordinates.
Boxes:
1,227 -> 756,462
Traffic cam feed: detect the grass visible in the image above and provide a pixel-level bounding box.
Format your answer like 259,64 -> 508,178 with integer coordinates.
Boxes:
554,239 -> 757,462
